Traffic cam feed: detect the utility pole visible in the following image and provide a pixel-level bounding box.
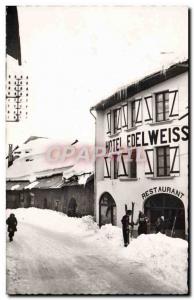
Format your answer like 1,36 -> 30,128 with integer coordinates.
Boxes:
6,74 -> 29,122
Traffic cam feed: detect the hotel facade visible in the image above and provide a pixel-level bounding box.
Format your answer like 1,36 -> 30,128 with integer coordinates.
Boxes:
91,60 -> 189,239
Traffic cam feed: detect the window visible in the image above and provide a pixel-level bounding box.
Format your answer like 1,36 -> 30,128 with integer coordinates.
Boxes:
156,146 -> 170,177
106,112 -> 111,134
113,110 -> 117,133
113,108 -> 121,134
131,101 -> 136,127
112,155 -> 118,179
118,149 -> 137,178
129,149 -> 137,178
155,91 -> 169,122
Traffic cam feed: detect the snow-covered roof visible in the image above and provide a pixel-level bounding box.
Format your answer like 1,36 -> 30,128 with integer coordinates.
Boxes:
6,180 -> 30,191
24,181 -> 39,190
6,172 -> 94,191
31,174 -> 64,189
78,173 -> 92,185
11,184 -> 20,190
6,137 -> 94,181
92,59 -> 188,111
63,160 -> 93,180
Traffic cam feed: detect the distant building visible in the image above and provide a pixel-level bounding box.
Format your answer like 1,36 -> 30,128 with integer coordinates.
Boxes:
6,173 -> 94,217
91,60 -> 189,239
6,137 -> 94,217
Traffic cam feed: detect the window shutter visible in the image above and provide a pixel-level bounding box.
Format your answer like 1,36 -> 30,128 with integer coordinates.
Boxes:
144,96 -> 153,123
144,149 -> 154,177
135,99 -> 142,124
106,112 -> 111,134
170,146 -> 180,176
122,104 -> 128,128
169,90 -> 179,119
104,156 -> 111,178
118,153 -> 129,177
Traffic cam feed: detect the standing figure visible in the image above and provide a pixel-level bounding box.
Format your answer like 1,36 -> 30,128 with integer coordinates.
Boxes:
155,216 -> 165,234
6,213 -> 17,242
121,210 -> 133,247
136,211 -> 149,235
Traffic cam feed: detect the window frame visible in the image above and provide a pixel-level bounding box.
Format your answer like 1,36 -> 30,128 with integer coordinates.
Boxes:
156,146 -> 170,177
155,90 -> 169,122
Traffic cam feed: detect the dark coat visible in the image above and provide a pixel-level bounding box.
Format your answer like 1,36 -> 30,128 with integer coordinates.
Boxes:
6,215 -> 17,232
155,217 -> 165,233
138,216 -> 148,235
121,215 -> 132,230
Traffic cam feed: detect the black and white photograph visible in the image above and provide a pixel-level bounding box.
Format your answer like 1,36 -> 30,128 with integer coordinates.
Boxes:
4,3 -> 189,296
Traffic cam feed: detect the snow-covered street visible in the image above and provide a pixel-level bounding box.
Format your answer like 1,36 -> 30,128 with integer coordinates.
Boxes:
6,208 -> 188,295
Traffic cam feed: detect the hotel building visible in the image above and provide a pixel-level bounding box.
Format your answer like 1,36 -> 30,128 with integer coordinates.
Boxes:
91,60 -> 189,239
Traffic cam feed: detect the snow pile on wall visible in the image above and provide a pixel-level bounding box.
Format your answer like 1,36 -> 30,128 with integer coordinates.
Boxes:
6,208 -> 188,293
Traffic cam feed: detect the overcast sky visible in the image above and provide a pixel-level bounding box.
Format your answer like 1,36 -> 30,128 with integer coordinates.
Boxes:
6,6 -> 188,147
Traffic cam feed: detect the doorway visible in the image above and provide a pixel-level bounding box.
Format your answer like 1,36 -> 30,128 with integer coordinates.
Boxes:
99,192 -> 117,227
67,197 -> 77,217
144,193 -> 185,238
43,198 -> 48,209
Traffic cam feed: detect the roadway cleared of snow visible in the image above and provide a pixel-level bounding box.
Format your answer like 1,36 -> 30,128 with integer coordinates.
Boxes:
6,208 -> 188,295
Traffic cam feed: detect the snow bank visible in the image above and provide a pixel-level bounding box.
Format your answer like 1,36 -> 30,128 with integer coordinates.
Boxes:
120,233 -> 188,293
91,225 -> 188,293
6,208 -> 97,236
6,208 -> 188,293
93,227 -> 188,293
95,224 -> 123,248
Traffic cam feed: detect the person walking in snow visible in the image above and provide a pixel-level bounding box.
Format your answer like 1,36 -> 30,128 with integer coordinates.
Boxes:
155,216 -> 165,234
121,210 -> 133,247
136,211 -> 149,235
6,213 -> 17,242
